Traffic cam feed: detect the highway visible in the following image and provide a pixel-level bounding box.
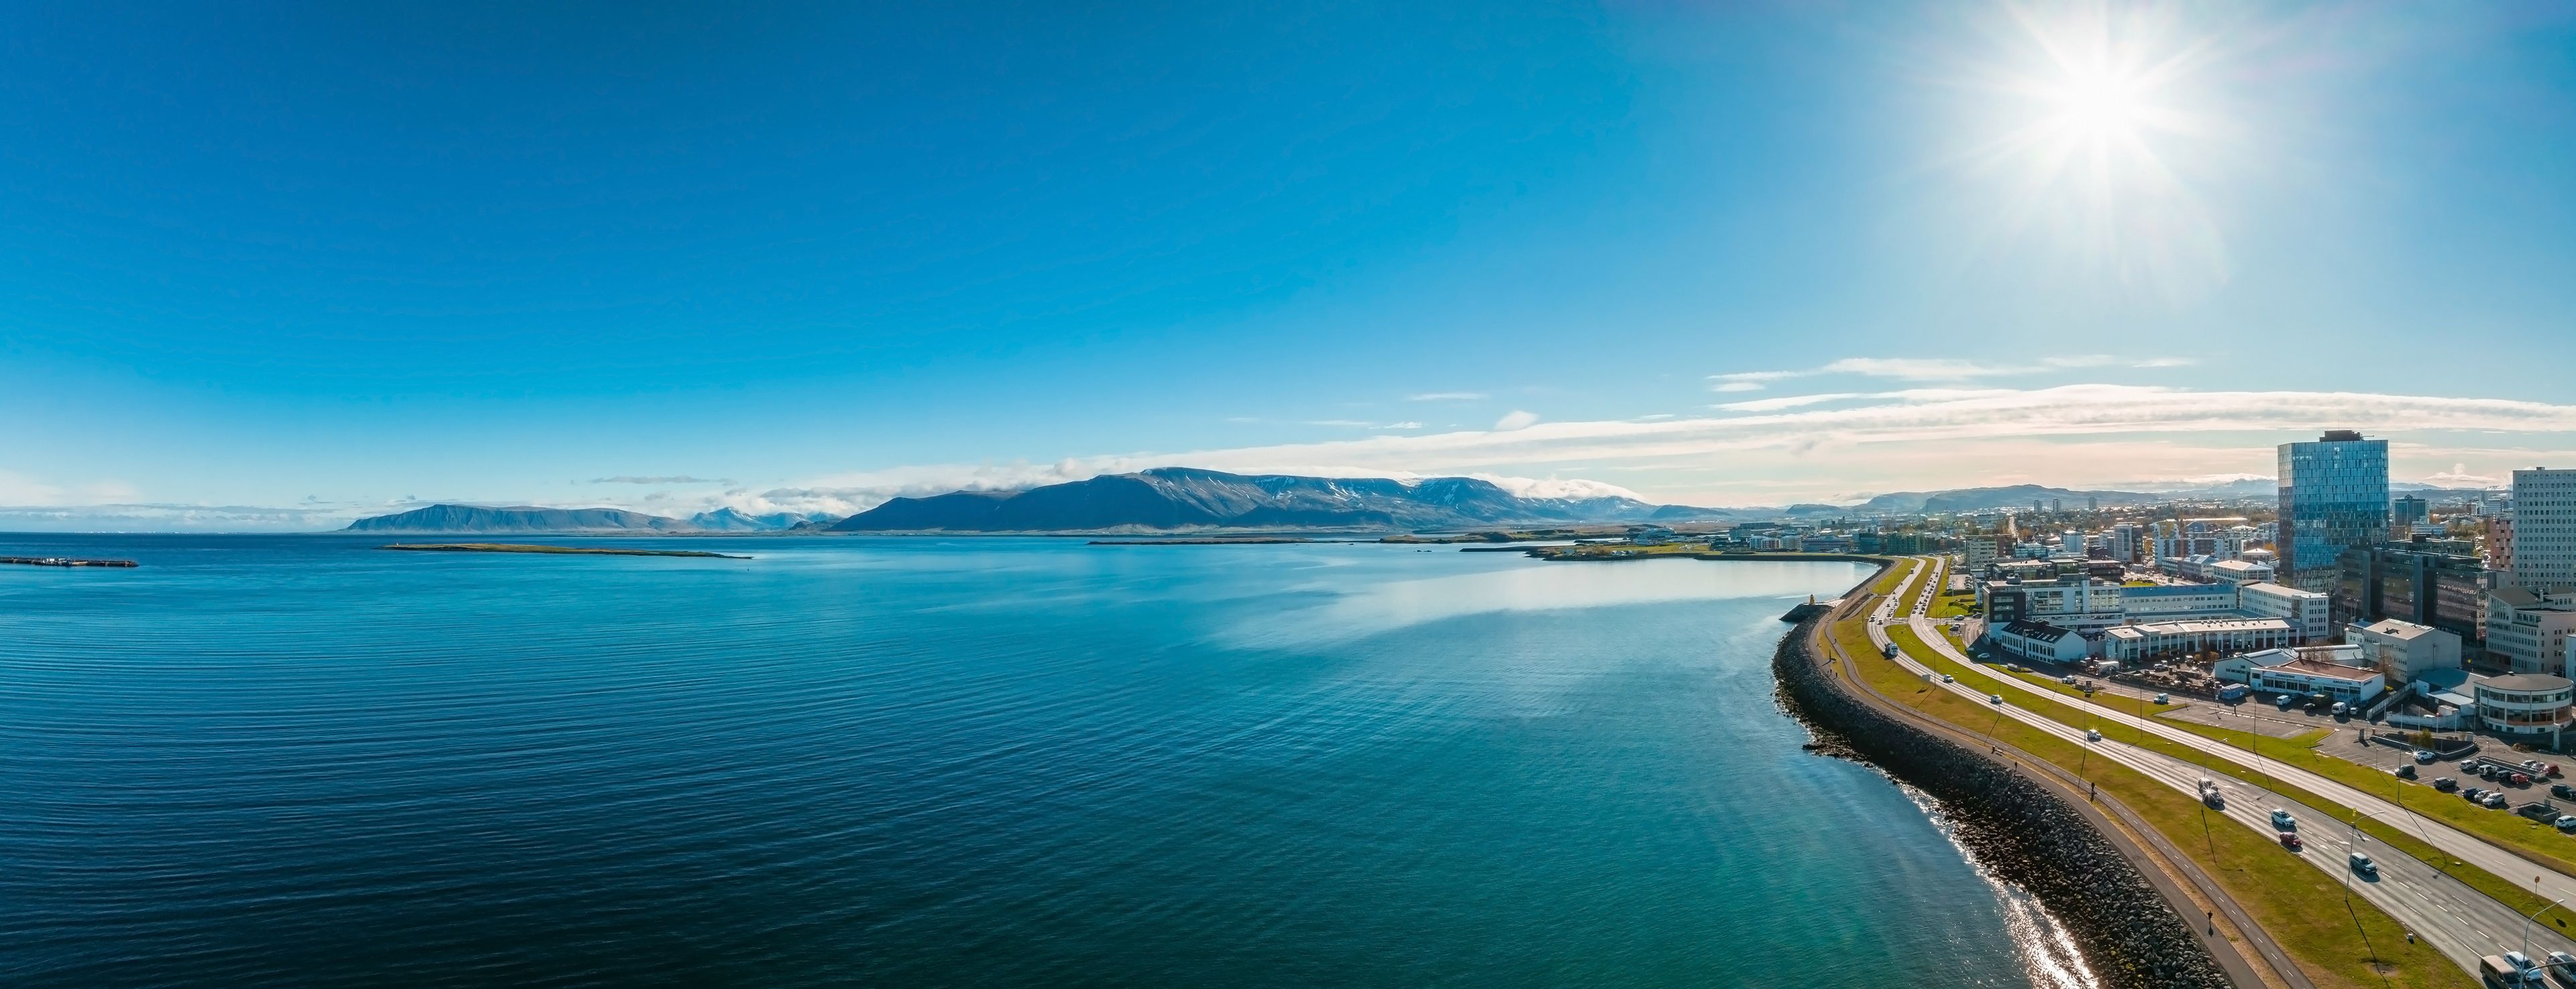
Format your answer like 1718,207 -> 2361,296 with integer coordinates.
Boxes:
1858,557 -> 2576,974
1890,555 -> 2576,923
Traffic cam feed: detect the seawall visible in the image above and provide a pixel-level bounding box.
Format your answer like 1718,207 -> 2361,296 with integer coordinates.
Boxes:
1772,612 -> 2236,989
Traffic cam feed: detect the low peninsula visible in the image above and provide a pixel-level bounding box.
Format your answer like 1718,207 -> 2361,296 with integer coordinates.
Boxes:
376,543 -> 751,559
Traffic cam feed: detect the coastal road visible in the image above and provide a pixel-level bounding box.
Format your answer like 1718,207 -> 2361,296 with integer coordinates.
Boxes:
1888,555 -> 2576,935
1862,558 -> 2576,974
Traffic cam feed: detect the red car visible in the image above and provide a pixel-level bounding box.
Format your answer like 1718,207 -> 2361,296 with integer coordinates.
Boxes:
2277,831 -> 2303,850
2515,773 -> 2534,787
2551,764 -> 2565,779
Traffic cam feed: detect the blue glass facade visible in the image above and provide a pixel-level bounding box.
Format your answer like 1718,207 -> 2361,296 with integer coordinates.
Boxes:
2277,432 -> 2390,591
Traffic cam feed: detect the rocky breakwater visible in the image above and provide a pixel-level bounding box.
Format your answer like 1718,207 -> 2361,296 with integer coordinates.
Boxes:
1772,616 -> 2233,989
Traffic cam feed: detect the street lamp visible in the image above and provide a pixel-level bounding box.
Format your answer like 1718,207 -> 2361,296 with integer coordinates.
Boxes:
2528,898 -> 2567,974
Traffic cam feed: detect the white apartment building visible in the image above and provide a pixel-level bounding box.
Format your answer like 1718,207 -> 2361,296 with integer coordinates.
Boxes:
2348,618 -> 2462,684
2514,468 -> 2576,591
2239,581 -> 2331,644
2489,586 -> 2576,677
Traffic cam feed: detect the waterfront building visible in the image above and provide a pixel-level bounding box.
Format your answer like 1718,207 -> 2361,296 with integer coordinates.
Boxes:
2471,673 -> 2575,746
2100,618 -> 2294,664
1980,577 -> 2125,630
1991,620 -> 2088,664
2277,430 -> 2390,592
2514,468 -> 2576,591
2348,618 -> 2463,684
2487,587 -> 2576,677
2216,644 -> 2364,683
2238,582 -> 2332,644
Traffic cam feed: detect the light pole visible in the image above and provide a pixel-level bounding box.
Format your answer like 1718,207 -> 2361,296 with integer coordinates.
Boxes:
2528,898 -> 2567,971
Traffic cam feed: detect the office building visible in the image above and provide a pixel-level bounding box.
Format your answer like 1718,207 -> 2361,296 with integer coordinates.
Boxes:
2513,468 -> 2576,591
2100,618 -> 2295,664
2488,587 -> 2576,677
2277,430 -> 2390,592
2392,494 -> 2428,530
2330,538 -> 2493,646
2472,674 -> 2575,746
2348,618 -> 2462,684
2239,582 -> 2332,644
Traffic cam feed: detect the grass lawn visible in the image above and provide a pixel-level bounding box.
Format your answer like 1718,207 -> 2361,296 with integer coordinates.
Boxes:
1833,607 -> 2476,988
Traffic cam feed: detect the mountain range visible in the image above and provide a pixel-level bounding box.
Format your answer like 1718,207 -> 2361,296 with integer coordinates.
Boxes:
339,469 -> 2499,535
830,468 -> 1685,532
342,504 -> 841,534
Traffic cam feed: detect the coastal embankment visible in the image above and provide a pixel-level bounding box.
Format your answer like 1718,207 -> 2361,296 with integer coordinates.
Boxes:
1773,592 -> 2240,988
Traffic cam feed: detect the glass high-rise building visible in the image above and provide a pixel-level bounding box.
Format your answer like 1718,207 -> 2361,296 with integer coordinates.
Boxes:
2277,430 -> 2390,592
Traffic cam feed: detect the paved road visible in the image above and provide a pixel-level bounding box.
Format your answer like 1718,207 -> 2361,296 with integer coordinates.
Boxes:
1863,557 -> 2576,974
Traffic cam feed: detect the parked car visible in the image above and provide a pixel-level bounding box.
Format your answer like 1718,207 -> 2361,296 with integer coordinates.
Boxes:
2154,693 -> 2170,705
2434,776 -> 2458,792
2556,816 -> 2576,832
2487,793 -> 2512,809
2059,675 -> 2076,685
2331,701 -> 2348,715
2277,831 -> 2302,850
2270,809 -> 2298,830
2465,787 -> 2485,801
2349,852 -> 2376,875
2515,772 -> 2534,787
2395,764 -> 2417,779
2415,750 -> 2438,763
2274,694 -> 2295,710
2551,782 -> 2575,801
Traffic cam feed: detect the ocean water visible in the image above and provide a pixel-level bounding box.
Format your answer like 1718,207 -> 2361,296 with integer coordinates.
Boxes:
0,535 -> 2070,988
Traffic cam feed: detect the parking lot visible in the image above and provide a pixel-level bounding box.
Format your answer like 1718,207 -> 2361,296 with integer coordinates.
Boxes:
2154,698 -> 2334,740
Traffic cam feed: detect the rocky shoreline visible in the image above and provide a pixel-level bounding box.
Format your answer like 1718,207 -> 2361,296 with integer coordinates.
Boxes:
1772,612 -> 2234,989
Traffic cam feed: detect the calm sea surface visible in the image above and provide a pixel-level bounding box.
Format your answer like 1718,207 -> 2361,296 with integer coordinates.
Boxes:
0,535 -> 2076,988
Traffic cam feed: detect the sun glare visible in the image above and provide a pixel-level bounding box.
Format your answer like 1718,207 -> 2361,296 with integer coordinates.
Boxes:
1941,1 -> 2241,299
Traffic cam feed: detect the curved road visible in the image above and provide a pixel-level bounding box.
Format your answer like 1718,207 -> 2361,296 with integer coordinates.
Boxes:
1862,557 -> 2576,974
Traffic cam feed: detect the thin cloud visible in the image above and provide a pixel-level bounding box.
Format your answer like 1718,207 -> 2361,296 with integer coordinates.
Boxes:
589,475 -> 730,485
1407,392 -> 1489,402
1711,381 -> 1766,392
1713,392 -> 1870,412
1493,410 -> 1541,430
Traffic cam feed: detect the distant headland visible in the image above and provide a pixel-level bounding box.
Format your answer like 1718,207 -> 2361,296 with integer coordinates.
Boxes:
376,543 -> 751,559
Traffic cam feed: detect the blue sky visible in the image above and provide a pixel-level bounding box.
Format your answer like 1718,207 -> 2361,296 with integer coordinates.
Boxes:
4,1 -> 2575,529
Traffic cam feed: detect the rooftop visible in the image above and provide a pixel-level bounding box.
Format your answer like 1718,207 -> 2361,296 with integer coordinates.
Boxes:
2480,673 -> 2575,693
2271,660 -> 2381,683
2104,618 -> 2294,639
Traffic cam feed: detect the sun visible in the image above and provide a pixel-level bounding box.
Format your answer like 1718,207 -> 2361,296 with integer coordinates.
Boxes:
1937,1 -> 2241,298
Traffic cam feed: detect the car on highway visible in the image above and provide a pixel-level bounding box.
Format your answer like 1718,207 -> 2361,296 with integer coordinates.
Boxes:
2547,951 -> 2576,982
2348,852 -> 2375,875
2270,809 -> 2297,830
2415,749 -> 2437,763
2276,831 -> 2302,850
1940,674 -> 1954,683
1988,694 -> 2004,705
2086,729 -> 2102,742
2435,776 -> 2459,792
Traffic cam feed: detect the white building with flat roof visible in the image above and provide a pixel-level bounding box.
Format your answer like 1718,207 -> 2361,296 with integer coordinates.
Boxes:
2237,582 -> 2331,644
2473,673 -> 2575,746
2101,618 -> 2295,663
2347,618 -> 2462,685
2244,658 -> 2385,705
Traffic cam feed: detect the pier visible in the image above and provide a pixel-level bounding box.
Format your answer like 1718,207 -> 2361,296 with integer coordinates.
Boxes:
1,556 -> 139,568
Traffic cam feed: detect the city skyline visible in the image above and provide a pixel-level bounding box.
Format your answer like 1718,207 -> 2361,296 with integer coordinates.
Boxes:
6,3 -> 2576,529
